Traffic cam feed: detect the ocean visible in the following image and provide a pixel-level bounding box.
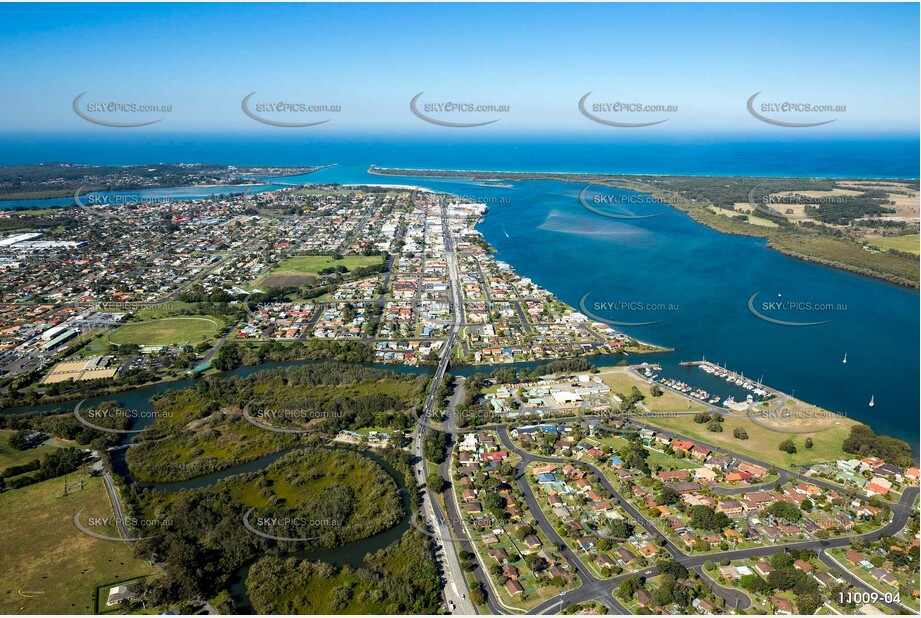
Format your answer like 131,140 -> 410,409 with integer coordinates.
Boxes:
0,132 -> 918,177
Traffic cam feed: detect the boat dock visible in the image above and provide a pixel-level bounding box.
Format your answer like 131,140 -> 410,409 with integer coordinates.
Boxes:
680,360 -> 773,399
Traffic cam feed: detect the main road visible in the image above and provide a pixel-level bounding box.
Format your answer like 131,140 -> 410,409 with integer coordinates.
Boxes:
411,194 -> 477,615
408,198 -> 919,615
411,421 -> 479,614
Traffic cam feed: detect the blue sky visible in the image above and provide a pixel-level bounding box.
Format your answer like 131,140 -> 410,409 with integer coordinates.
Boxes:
0,3 -> 918,135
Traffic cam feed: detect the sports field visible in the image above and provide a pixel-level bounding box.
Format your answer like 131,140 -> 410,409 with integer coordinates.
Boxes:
253,254 -> 383,288
108,317 -> 219,346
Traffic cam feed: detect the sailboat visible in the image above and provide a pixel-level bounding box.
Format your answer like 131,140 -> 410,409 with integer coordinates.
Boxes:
842,353 -> 847,364
869,395 -> 875,407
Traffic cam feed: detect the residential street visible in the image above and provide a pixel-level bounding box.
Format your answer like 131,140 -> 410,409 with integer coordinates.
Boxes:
485,426 -> 918,615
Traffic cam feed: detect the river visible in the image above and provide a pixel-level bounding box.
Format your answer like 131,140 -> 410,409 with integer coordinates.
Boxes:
116,441 -> 413,613
3,164 -> 918,448
307,165 -> 920,449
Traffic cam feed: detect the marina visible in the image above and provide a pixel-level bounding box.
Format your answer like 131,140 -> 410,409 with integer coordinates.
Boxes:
681,360 -> 771,397
645,359 -> 776,409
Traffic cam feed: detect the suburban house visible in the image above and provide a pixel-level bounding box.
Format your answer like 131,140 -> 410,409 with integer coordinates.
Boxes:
754,561 -> 775,577
717,499 -> 744,516
738,462 -> 767,478
771,596 -> 794,615
504,580 -> 523,596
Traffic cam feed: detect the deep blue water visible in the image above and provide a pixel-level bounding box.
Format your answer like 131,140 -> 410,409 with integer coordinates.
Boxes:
1,134 -> 918,450
309,165 -> 919,449
0,132 -> 918,178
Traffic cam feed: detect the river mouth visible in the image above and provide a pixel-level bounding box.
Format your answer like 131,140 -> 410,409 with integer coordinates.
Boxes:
2,162 -> 918,448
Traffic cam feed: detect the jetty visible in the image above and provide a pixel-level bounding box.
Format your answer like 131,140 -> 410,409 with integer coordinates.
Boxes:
680,359 -> 773,399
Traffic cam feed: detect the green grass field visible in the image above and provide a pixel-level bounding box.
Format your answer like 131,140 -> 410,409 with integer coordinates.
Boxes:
66,331 -> 108,357
867,235 -> 920,255
252,254 -> 384,288
644,447 -> 701,470
598,369 -> 707,413
595,368 -> 855,468
133,301 -> 202,321
640,411 -> 856,468
0,470 -> 156,614
0,430 -> 54,474
108,317 -> 219,346
355,426 -> 394,436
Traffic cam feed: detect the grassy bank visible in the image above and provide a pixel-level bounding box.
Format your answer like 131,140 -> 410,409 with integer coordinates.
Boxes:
867,234 -> 920,255
638,409 -> 857,468
0,430 -> 55,474
597,368 -> 708,413
0,470 -> 157,614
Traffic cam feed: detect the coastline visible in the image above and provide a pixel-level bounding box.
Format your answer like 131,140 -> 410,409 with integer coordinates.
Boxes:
3,177 -> 913,445
367,164 -> 920,182
0,164 -> 331,205
460,200 -> 672,361
368,166 -> 920,289
616,178 -> 919,289
344,183 -> 434,192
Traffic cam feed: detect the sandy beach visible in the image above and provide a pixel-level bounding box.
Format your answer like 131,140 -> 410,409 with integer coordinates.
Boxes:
344,183 -> 434,192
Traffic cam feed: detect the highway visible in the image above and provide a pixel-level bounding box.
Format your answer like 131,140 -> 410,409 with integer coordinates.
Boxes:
411,422 -> 477,615
411,194 -> 477,615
